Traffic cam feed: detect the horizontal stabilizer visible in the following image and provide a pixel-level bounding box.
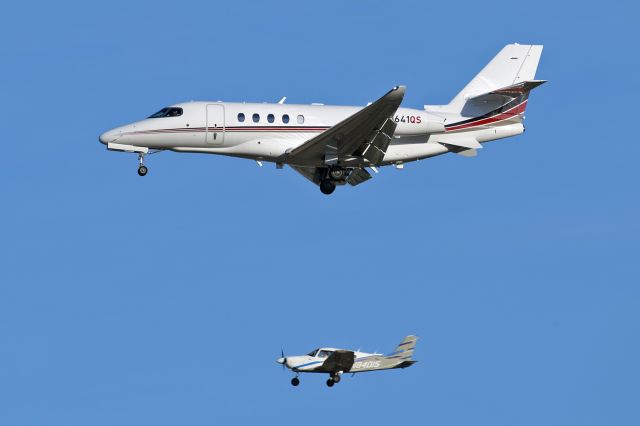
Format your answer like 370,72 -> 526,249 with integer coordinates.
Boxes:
466,80 -> 547,101
434,137 -> 482,150
456,148 -> 477,157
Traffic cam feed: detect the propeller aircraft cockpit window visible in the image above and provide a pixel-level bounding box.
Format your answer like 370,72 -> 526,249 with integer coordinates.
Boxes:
148,107 -> 183,118
317,350 -> 333,359
307,349 -> 319,357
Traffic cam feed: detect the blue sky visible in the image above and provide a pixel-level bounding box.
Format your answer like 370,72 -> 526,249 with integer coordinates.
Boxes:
1,1 -> 639,425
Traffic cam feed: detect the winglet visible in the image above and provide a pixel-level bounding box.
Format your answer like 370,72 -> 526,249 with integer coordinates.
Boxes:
389,85 -> 406,100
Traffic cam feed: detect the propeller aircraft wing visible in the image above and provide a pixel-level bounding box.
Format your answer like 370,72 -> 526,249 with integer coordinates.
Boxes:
321,350 -> 356,373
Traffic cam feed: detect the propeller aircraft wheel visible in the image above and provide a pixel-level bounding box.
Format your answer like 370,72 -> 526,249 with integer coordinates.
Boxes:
320,180 -> 335,195
332,375 -> 341,383
326,378 -> 335,387
137,165 -> 148,176
291,377 -> 300,386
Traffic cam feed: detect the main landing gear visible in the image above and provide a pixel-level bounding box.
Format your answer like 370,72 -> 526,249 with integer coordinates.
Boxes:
319,166 -> 346,195
326,373 -> 341,387
137,153 -> 148,176
291,377 -> 300,387
320,179 -> 336,195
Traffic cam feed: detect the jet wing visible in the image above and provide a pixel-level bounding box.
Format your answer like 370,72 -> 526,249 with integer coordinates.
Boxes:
289,165 -> 319,184
322,350 -> 356,373
285,86 -> 405,167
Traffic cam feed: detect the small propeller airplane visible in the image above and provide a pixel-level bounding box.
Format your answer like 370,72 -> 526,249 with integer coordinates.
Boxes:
99,44 -> 545,195
276,335 -> 419,387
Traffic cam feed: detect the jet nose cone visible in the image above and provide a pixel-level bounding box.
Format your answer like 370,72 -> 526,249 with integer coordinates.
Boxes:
276,357 -> 286,365
99,129 -> 119,145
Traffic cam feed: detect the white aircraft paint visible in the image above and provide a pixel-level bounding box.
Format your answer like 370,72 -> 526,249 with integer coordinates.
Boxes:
99,44 -> 545,194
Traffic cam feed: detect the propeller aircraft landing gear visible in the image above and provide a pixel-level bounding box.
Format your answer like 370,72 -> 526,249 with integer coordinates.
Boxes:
137,153 -> 148,176
291,377 -> 300,386
326,373 -> 340,387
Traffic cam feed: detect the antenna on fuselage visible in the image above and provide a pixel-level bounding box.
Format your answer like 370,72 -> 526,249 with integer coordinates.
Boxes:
278,97 -> 287,104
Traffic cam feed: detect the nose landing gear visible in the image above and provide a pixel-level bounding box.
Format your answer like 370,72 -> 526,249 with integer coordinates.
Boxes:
137,153 -> 148,176
291,377 -> 300,386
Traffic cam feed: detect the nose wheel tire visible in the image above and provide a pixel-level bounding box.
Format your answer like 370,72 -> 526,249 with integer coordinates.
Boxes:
137,165 -> 148,176
326,379 -> 335,387
319,180 -> 336,195
291,377 -> 300,387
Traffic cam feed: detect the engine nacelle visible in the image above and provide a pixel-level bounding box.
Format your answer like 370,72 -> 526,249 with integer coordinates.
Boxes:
393,110 -> 445,135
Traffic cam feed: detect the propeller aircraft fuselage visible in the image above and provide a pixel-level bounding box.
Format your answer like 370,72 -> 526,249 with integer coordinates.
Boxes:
277,335 -> 419,387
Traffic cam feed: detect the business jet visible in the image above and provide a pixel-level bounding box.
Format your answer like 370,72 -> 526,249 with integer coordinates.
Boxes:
276,335 -> 418,387
99,44 -> 545,195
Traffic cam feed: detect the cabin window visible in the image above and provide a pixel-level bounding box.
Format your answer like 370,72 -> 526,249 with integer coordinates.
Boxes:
307,349 -> 319,357
252,113 -> 260,123
148,107 -> 183,118
282,114 -> 290,124
237,113 -> 245,122
267,114 -> 275,123
297,114 -> 304,124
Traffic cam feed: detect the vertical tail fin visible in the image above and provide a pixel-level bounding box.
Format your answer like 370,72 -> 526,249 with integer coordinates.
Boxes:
393,335 -> 419,355
447,44 -> 544,113
385,335 -> 419,368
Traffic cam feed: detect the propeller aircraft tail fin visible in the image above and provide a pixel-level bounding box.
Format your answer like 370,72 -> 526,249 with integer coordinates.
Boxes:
393,335 -> 418,354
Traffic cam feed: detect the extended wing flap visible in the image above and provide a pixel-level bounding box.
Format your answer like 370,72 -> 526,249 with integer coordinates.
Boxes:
346,167 -> 372,186
360,118 -> 397,165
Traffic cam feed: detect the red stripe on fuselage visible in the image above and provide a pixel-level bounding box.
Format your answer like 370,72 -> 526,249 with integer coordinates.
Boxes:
126,127 -> 330,135
445,100 -> 528,132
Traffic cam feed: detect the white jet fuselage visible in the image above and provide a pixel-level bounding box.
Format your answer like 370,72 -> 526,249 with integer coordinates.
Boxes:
100,102 -> 463,166
99,44 -> 544,194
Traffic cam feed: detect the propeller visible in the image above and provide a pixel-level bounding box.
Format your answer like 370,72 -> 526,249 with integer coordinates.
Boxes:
277,347 -> 287,371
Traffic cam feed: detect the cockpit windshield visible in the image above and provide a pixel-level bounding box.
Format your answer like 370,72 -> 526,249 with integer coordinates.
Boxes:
307,349 -> 319,357
317,350 -> 333,359
148,107 -> 183,118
